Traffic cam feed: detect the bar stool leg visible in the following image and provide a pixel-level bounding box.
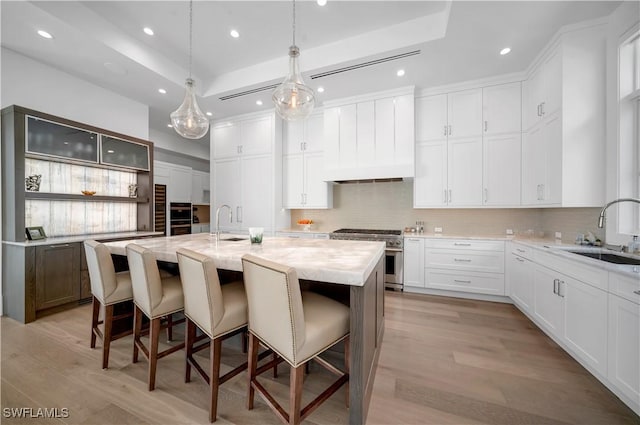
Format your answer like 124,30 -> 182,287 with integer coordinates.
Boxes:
90,296 -> 100,349
166,314 -> 174,342
209,338 -> 222,422
344,336 -> 350,408
133,305 -> 143,364
102,304 -> 114,369
148,317 -> 161,391
247,333 -> 259,410
289,364 -> 304,425
185,318 -> 195,383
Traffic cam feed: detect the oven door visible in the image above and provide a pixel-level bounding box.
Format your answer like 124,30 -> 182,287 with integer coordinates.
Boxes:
385,248 -> 403,287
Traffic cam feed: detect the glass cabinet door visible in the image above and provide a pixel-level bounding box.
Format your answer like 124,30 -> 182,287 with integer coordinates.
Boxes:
101,136 -> 150,171
26,116 -> 98,163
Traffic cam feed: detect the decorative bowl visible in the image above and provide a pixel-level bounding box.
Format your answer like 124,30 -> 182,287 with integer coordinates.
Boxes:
81,190 -> 96,196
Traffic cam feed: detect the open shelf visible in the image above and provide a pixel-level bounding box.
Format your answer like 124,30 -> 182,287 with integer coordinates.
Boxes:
25,192 -> 149,203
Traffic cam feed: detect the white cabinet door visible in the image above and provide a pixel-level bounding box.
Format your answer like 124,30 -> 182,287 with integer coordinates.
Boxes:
448,89 -> 482,139
608,294 -> 640,407
483,82 -> 522,135
533,265 -> 564,338
542,48 -> 562,118
542,113 -> 562,205
357,101 -> 375,167
395,94 -> 415,166
415,94 -> 447,142
374,98 -> 395,165
241,116 -> 272,156
508,253 -> 534,313
283,155 -> 304,208
483,133 -> 521,206
521,126 -> 545,205
213,158 -> 240,231
304,152 -> 330,208
304,112 -> 324,153
414,140 -> 448,207
168,166 -> 192,203
240,156 -> 272,231
323,107 -> 340,168
338,104 -> 357,168
562,276 -> 608,376
447,137 -> 482,206
191,172 -> 203,204
523,67 -> 544,132
284,120 -> 304,155
213,124 -> 241,158
403,237 -> 424,288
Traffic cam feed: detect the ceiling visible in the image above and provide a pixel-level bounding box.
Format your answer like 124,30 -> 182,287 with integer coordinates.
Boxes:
1,1 -> 622,143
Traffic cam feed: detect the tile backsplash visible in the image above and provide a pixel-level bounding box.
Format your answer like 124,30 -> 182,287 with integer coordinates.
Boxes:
290,180 -> 603,242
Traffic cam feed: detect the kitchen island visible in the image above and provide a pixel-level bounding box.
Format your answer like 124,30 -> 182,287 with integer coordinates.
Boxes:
104,233 -> 386,425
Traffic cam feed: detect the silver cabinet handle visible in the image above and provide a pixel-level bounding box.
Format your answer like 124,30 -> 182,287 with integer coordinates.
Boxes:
300,142 -> 304,151
553,278 -> 558,295
444,189 -> 448,204
444,125 -> 447,136
454,242 -> 471,246
236,206 -> 242,223
237,145 -> 241,154
303,142 -> 307,150
540,184 -> 545,201
516,248 -> 526,253
408,238 -> 420,242
448,189 -> 452,203
454,279 -> 471,284
484,188 -> 488,203
633,290 -> 640,295
537,104 -> 541,117
448,125 -> 452,136
484,121 -> 488,132
454,258 -> 472,262
558,280 -> 565,297
540,102 -> 545,115
516,257 -> 525,263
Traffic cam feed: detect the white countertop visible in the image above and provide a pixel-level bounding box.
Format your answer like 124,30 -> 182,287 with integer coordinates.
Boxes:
103,233 -> 385,287
2,231 -> 164,247
403,232 -> 513,241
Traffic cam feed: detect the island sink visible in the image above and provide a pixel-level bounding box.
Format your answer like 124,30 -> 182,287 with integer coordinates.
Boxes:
567,251 -> 640,265
219,237 -> 247,242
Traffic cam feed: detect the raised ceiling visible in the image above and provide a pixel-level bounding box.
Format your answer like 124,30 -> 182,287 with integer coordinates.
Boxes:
1,1 -> 622,141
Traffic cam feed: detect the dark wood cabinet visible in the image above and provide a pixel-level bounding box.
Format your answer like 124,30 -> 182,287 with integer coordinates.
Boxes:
80,245 -> 92,300
35,243 -> 81,310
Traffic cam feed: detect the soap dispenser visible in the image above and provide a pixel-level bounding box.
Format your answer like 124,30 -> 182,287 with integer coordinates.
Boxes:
628,235 -> 640,254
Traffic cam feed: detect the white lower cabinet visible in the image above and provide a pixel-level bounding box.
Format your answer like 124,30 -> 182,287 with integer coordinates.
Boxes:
533,265 -> 564,338
403,237 -> 424,288
425,269 -> 505,295
507,251 -> 534,313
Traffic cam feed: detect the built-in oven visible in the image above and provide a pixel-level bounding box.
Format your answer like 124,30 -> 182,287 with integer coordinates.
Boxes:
170,202 -> 192,236
385,248 -> 404,291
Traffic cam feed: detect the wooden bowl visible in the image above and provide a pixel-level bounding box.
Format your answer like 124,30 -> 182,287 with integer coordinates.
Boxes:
81,190 -> 96,196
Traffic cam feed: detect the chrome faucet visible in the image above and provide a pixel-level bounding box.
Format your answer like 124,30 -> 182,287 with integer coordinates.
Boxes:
597,198 -> 640,228
215,204 -> 232,241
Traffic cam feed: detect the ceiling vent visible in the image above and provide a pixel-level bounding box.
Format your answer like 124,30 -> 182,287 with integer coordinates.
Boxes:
219,83 -> 280,101
310,50 -> 421,80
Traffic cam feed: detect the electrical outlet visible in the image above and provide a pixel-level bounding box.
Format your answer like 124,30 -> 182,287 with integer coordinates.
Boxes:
434,227 -> 443,233
506,229 -> 514,235
555,232 -> 562,239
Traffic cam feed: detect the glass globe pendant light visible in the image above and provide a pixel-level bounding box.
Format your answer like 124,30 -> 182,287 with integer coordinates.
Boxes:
170,0 -> 209,139
272,0 -> 315,121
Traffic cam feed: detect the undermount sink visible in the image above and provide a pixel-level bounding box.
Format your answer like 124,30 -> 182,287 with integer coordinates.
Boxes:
566,251 -> 640,265
220,237 -> 247,242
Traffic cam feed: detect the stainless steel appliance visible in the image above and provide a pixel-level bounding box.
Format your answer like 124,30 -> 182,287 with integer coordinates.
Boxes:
330,228 -> 404,290
169,202 -> 192,236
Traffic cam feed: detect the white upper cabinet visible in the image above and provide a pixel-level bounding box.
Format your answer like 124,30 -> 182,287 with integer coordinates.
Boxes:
191,170 -> 210,204
524,49 -> 562,132
447,89 -> 483,139
447,137 -> 483,206
323,87 -> 415,181
483,133 -> 521,206
482,82 -> 522,135
213,116 -> 272,158
283,111 -> 332,209
414,140 -> 448,207
415,94 -> 447,142
212,124 -> 241,158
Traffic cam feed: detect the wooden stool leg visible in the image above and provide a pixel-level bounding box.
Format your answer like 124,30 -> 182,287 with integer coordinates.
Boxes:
273,352 -> 279,378
133,305 -> 143,364
242,330 -> 248,354
247,333 -> 259,410
148,317 -> 161,391
90,296 -> 100,348
185,318 -> 195,383
102,304 -> 114,369
166,314 -> 173,342
209,337 -> 222,422
289,364 -> 304,425
344,336 -> 350,408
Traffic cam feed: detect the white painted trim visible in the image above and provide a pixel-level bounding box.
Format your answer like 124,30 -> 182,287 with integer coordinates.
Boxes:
212,109 -> 277,127
402,286 -> 512,304
416,73 -> 524,98
322,86 -> 415,108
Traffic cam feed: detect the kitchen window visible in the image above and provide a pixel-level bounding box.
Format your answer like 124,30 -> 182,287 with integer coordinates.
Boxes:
618,27 -> 640,235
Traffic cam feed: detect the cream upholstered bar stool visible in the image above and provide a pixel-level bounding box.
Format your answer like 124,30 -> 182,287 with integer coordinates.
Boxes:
176,248 -> 250,422
241,254 -> 350,425
84,240 -> 135,369
126,243 -> 185,391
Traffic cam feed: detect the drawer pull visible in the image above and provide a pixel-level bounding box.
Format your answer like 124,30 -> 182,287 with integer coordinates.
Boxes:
454,258 -> 471,262
454,279 -> 471,284
634,290 -> 640,296
515,257 -> 525,263
454,242 -> 471,246
516,248 -> 525,253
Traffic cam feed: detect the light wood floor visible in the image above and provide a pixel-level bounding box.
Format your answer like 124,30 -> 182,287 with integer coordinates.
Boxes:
2,292 -> 638,424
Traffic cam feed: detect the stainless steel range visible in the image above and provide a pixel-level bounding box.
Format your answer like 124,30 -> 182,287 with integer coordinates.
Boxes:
330,228 -> 403,291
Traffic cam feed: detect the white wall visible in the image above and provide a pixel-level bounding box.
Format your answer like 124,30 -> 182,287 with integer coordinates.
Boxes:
1,48 -> 149,139
605,2 -> 640,245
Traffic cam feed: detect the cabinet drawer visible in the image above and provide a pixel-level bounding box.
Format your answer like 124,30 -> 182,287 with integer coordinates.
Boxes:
425,248 -> 505,273
535,249 -> 608,292
425,238 -> 504,252
510,242 -> 534,260
425,269 -> 505,295
609,272 -> 640,305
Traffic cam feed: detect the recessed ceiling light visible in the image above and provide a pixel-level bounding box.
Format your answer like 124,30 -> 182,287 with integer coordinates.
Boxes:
107,149 -> 115,154
230,29 -> 240,38
256,100 -> 263,106
317,86 -> 325,93
317,0 -> 327,6
143,27 -> 154,36
206,112 -> 213,117
167,124 -> 173,128
158,88 -> 167,94
397,69 -> 405,77
37,30 -> 53,39
500,47 -> 511,55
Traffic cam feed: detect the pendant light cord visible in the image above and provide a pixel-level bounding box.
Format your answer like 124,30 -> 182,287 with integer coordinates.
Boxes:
292,0 -> 296,47
189,0 -> 193,79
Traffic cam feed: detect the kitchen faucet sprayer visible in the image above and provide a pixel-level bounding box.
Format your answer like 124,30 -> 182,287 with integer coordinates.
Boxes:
215,204 -> 233,241
597,198 -> 640,228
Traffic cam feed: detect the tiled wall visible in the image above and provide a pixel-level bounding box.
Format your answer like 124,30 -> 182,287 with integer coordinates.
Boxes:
290,180 -> 603,242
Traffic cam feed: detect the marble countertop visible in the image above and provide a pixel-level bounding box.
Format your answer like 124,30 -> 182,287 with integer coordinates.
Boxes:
2,231 -> 164,247
103,233 -> 385,287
